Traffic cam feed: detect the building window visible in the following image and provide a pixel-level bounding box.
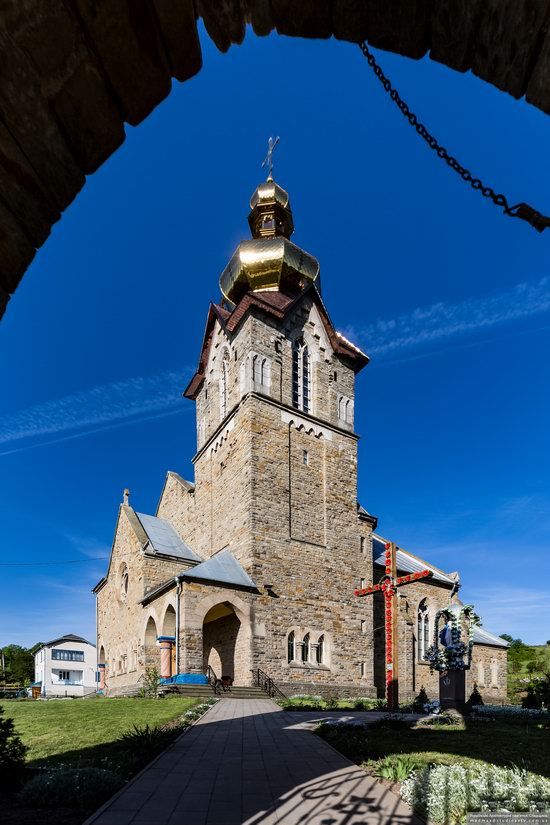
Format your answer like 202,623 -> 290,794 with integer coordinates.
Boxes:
58,670 -> 70,681
287,631 -> 295,663
303,450 -> 309,465
302,633 -> 310,663
360,662 -> 366,678
360,578 -> 366,589
292,338 -> 311,413
338,394 -> 353,425
120,567 -> 129,601
361,620 -> 367,634
220,349 -> 230,420
333,370 -> 338,381
52,649 -> 84,662
316,635 -> 324,665
418,600 -> 430,661
360,536 -> 366,554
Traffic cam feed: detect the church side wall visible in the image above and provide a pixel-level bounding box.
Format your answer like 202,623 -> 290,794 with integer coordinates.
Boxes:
97,509 -> 184,695
467,644 -> 508,703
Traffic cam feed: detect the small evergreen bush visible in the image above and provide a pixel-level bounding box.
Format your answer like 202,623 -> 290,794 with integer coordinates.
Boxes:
412,686 -> 429,712
20,767 -> 123,810
466,682 -> 484,710
0,704 -> 27,788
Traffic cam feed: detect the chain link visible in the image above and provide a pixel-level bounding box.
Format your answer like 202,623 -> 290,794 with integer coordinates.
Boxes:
358,41 -> 550,232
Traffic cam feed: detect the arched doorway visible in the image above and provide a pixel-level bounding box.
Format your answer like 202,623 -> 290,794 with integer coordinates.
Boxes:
144,615 -> 159,670
161,605 -> 177,678
202,603 -> 243,683
98,645 -> 106,692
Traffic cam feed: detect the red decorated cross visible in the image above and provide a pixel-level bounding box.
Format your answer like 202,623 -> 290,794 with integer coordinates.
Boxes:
355,541 -> 432,710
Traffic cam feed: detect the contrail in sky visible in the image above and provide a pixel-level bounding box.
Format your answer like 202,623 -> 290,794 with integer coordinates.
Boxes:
0,369 -> 190,453
1,277 -> 549,455
343,275 -> 550,357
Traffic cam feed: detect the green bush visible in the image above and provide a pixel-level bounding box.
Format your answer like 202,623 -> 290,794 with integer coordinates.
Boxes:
401,763 -> 550,823
20,767 -> 123,810
466,683 -> 484,709
374,754 -> 419,782
412,686 -> 429,712
0,704 -> 27,788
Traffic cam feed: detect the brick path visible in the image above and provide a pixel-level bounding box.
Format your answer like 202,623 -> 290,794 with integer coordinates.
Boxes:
83,699 -> 423,825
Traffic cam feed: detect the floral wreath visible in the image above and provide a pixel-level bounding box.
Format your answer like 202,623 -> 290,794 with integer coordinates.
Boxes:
424,604 -> 481,672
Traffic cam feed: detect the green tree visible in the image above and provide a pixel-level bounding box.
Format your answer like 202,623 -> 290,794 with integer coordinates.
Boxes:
500,633 -> 514,643
2,645 -> 35,683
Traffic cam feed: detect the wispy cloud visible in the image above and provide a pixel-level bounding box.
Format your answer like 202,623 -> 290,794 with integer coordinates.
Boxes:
466,585 -> 550,644
344,276 -> 550,358
0,368 -> 191,455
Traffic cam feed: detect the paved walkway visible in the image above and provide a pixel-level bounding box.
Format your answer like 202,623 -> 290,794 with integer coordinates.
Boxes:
83,699 -> 423,825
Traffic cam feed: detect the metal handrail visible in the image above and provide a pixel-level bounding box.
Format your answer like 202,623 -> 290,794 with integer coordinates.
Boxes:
251,668 -> 286,699
206,665 -> 218,690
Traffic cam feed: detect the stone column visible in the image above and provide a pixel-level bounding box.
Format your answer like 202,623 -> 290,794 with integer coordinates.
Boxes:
158,637 -> 175,679
98,663 -> 106,691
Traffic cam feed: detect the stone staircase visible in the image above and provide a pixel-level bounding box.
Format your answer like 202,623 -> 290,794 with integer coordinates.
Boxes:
158,683 -> 272,700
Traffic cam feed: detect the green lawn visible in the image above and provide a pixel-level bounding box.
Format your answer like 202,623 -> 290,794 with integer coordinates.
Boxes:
2,696 -> 198,766
319,716 -> 550,778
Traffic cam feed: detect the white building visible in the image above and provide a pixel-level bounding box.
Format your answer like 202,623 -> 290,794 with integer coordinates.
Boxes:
34,634 -> 96,697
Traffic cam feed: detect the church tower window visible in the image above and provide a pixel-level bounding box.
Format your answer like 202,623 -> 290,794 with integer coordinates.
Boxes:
287,631 -> 295,663
418,600 -> 430,661
292,338 -> 311,413
220,349 -> 230,420
302,633 -> 310,662
316,635 -> 325,665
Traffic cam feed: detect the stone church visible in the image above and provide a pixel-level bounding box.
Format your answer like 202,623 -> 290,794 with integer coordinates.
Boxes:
94,175 -> 508,702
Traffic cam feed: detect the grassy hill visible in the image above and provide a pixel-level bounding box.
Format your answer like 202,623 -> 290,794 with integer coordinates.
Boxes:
507,641 -> 549,700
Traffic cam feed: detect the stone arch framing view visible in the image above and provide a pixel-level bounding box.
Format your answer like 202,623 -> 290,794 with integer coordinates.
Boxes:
1,1 -> 549,321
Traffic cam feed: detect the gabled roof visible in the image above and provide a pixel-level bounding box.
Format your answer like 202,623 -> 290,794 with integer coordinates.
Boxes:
472,626 -> 510,648
372,534 -> 456,585
38,634 -> 95,650
136,512 -> 202,563
179,549 -> 257,590
184,284 -> 369,400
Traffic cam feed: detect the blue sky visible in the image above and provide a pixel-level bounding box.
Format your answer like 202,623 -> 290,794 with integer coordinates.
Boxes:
1,26 -> 549,648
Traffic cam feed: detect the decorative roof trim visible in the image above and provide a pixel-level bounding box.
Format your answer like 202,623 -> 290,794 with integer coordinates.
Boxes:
184,284 -> 369,401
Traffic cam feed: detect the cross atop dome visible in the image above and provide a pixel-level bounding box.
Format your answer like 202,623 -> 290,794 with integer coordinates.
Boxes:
261,135 -> 279,181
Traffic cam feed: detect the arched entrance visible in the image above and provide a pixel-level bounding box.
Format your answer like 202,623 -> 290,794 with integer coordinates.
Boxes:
144,615 -> 159,670
161,605 -> 177,678
202,602 -> 243,684
98,645 -> 106,692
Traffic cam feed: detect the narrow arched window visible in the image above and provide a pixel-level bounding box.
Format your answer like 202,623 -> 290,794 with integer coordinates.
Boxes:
261,358 -> 267,385
252,353 -> 258,383
302,346 -> 310,413
292,339 -> 311,413
287,631 -> 295,663
220,350 -> 230,420
316,635 -> 324,665
418,600 -> 430,661
302,633 -> 310,663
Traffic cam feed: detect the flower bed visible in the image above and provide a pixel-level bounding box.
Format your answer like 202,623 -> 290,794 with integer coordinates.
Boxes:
471,703 -> 549,719
401,762 -> 550,823
280,695 -> 387,712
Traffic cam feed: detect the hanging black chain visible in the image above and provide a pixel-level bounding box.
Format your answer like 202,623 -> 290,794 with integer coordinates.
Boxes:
358,41 -> 550,233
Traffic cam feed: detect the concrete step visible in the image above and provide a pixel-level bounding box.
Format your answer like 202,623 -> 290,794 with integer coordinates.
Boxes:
159,684 -> 272,699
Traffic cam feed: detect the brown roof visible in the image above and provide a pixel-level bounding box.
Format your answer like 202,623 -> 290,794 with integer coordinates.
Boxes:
183,285 -> 369,400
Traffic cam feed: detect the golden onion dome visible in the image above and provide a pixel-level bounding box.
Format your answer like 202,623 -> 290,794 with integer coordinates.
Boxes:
220,178 -> 320,306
